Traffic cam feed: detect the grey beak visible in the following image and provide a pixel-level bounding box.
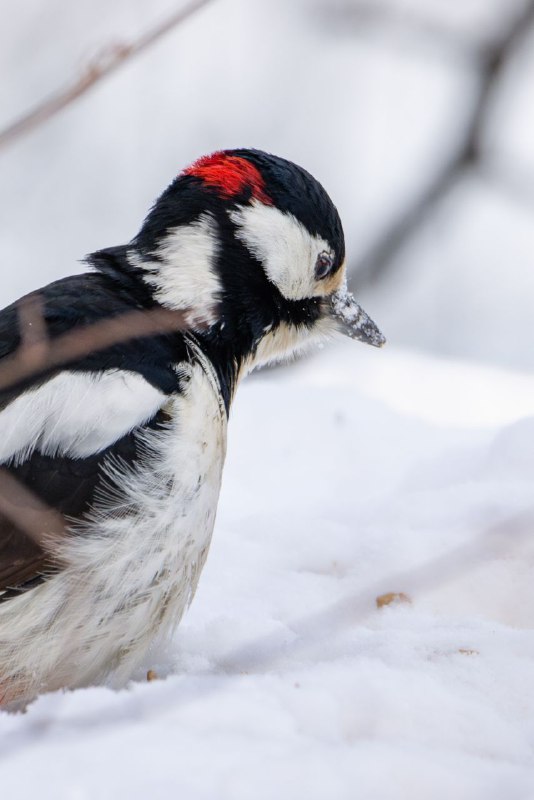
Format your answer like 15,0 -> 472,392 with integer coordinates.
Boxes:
329,286 -> 386,348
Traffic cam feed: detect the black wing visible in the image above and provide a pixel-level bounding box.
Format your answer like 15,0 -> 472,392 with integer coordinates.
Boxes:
0,262 -> 183,599
0,265 -> 185,406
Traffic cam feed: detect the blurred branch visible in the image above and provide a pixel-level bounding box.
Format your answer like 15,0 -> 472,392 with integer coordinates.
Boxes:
0,468 -> 67,554
349,0 -> 534,288
0,295 -> 192,394
0,297 -> 196,561
0,0 -> 215,153
479,157 -> 534,208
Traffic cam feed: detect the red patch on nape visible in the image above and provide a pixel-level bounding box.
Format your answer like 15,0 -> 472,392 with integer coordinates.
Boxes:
183,152 -> 272,204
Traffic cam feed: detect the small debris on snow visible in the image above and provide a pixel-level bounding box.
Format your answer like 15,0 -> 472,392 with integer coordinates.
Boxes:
376,592 -> 412,608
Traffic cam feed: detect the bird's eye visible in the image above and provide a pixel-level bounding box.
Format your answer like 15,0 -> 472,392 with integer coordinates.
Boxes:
315,252 -> 334,280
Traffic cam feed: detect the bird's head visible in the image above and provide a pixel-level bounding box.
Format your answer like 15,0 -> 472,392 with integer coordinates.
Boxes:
123,149 -> 384,374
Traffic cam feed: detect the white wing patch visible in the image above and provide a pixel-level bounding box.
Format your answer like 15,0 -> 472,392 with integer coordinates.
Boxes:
0,370 -> 167,464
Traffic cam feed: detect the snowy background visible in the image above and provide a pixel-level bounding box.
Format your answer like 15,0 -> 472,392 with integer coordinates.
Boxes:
1,1 -> 534,797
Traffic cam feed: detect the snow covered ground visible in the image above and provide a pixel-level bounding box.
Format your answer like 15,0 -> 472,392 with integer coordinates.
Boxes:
1,340 -> 534,799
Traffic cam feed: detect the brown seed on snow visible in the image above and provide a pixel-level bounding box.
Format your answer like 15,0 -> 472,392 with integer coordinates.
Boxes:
146,669 -> 158,681
376,592 -> 412,608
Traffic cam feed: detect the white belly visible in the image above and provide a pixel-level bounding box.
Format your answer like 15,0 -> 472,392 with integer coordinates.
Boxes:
0,361 -> 227,704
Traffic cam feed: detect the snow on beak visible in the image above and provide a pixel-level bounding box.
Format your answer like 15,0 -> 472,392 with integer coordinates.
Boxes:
328,284 -> 386,348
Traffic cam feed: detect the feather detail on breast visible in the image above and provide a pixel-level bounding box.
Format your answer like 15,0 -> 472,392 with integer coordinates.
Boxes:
0,360 -> 227,706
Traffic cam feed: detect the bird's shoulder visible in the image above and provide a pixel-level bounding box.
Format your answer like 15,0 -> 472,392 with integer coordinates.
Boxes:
0,269 -> 187,404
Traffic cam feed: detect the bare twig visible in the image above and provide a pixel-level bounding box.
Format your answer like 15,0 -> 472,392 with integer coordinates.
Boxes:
349,0 -> 534,287
479,157 -> 534,208
0,0 -> 215,153
1,304 -> 192,394
0,468 -> 67,553
15,294 -> 50,377
0,300 -> 200,560
17,294 -> 48,350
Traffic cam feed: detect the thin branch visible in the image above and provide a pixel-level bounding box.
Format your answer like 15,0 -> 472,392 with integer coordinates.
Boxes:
0,299 -> 201,557
0,299 -> 206,559
478,157 -> 534,208
0,303 -> 194,395
349,0 -> 534,288
0,0 -> 215,153
0,468 -> 67,553
17,293 -> 47,349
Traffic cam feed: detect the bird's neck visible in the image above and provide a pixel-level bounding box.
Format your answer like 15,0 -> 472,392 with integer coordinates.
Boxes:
87,242 -> 314,413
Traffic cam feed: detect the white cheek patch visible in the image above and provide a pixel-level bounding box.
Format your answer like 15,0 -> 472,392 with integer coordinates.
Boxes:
133,212 -> 222,325
229,201 -> 331,300
0,370 -> 167,463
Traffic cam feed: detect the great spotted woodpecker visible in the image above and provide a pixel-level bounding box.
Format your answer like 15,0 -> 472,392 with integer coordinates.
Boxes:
0,149 -> 384,706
